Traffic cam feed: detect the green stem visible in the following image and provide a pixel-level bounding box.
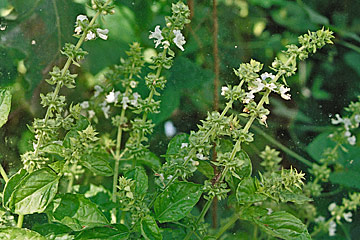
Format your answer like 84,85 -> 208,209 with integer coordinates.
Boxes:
214,213 -> 240,239
0,164 -> 9,182
17,214 -> 24,228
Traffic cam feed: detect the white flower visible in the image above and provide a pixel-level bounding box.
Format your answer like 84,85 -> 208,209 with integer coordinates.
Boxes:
343,118 -> 351,130
96,28 -> 109,40
76,15 -> 88,22
221,86 -> 229,96
173,30 -> 186,51
88,110 -> 95,119
331,114 -> 343,125
314,216 -> 325,223
85,31 -> 96,41
328,202 -> 337,212
106,91 -> 115,103
343,212 -> 352,222
355,114 -> 360,123
243,91 -> 255,104
101,105 -> 110,119
74,26 -> 82,35
328,220 -> 336,236
149,25 -> 164,48
279,85 -> 291,100
121,96 -> 130,109
249,78 -> 265,93
266,208 -> 273,215
167,175 -> 173,180
348,135 -> 356,145
130,80 -> 137,88
261,72 -> 275,81
94,85 -> 103,97
33,142 -> 38,151
164,121 -> 176,137
265,83 -> 277,91
162,40 -> 170,48
130,92 -> 140,107
196,153 -> 208,160
80,101 -> 89,109
181,143 -> 188,149
344,131 -> 351,137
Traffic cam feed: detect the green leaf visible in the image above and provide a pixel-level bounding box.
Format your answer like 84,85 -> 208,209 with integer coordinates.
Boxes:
252,211 -> 311,239
0,227 -> 47,240
32,223 -> 72,239
3,169 -> 28,210
46,193 -> 109,231
141,215 -> 162,240
161,228 -> 186,240
9,168 -> 59,215
41,143 -> 65,157
125,166 -> 148,197
236,177 -> 266,204
344,52 -> 360,77
197,160 -> 215,179
0,88 -> 12,128
240,206 -> 268,221
165,133 -> 189,162
74,224 -> 129,240
154,181 -> 202,223
306,131 -> 335,162
330,170 -> 360,190
136,150 -> 161,169
63,116 -> 90,148
279,191 -> 312,204
80,152 -> 113,176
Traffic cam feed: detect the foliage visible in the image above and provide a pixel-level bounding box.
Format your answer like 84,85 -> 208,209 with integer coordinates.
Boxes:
0,0 -> 360,239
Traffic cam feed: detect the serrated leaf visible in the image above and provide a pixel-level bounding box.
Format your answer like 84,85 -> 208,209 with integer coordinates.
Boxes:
0,227 -> 47,240
252,211 -> 311,240
9,168 -> 59,215
80,152 -> 113,176
197,160 -> 214,179
46,193 -> 109,231
0,88 -> 12,128
136,150 -> 161,169
234,150 -> 252,179
74,224 -> 129,240
141,215 -> 162,240
236,177 -> 266,204
154,181 -> 202,223
3,169 -> 28,210
125,166 -> 148,197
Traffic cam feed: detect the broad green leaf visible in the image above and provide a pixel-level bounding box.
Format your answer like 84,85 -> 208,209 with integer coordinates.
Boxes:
279,191 -> 312,204
344,51 -> 360,77
125,166 -> 148,197
9,168 -> 59,215
137,150 -> 161,169
240,206 -> 268,221
0,227 -> 47,240
154,181 -> 202,223
0,88 -> 11,128
141,215 -> 162,240
74,224 -> 129,240
197,160 -> 215,179
252,211 -> 311,239
80,152 -> 113,176
330,170 -> 360,190
165,133 -> 189,162
41,143 -> 65,157
306,131 -> 335,162
3,169 -> 27,210
46,193 -> 109,231
32,223 -> 72,239
236,177 -> 266,204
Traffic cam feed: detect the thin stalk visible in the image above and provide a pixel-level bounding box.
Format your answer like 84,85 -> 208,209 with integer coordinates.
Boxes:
212,0 -> 220,112
0,164 -> 9,182
17,214 -> 24,228
214,213 -> 239,239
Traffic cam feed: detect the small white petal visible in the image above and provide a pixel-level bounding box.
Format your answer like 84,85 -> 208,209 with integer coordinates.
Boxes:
261,72 -> 275,81
328,202 -> 337,212
181,143 -> 188,149
348,136 -> 356,145
80,101 -> 89,109
221,86 -> 229,96
77,15 -> 88,22
331,114 -> 343,125
74,26 -> 82,35
279,85 -> 291,100
106,90 -> 116,103
96,28 -> 109,40
343,212 -> 352,222
85,31 -> 96,41
149,25 -> 164,48
173,30 -> 186,51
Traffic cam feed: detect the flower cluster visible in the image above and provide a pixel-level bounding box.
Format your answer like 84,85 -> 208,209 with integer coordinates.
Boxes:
74,14 -> 109,41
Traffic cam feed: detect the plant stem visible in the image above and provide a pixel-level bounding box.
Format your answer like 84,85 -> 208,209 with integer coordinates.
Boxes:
17,214 -> 24,228
214,213 -> 240,239
212,0 -> 219,112
0,164 -> 9,182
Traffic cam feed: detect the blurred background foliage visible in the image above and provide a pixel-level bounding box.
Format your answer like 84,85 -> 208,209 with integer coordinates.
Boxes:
1,0 -> 360,237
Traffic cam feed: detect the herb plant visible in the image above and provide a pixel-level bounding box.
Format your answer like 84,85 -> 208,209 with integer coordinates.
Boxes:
0,0 -> 359,239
